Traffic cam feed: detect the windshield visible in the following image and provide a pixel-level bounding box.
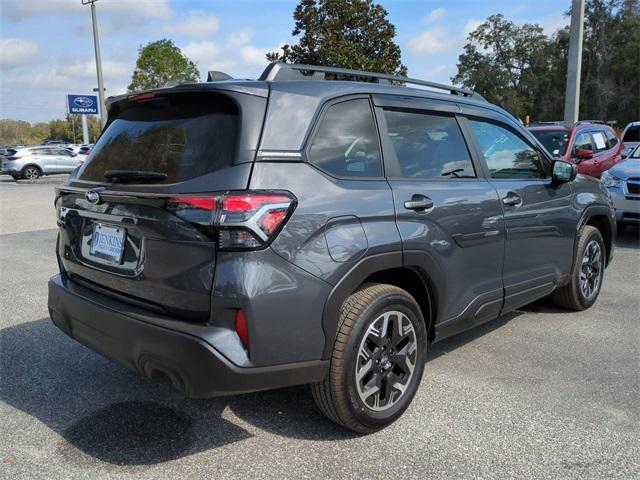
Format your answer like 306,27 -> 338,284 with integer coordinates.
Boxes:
78,93 -> 239,184
623,125 -> 639,143
531,129 -> 570,157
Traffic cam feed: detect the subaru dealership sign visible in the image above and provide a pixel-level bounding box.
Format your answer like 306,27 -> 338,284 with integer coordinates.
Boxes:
66,94 -> 98,115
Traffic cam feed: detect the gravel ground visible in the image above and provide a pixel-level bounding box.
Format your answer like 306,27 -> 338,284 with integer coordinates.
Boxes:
1,175 -> 638,480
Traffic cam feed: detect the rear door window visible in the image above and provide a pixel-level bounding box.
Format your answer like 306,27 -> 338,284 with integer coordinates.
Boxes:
383,110 -> 475,178
308,98 -> 382,178
592,131 -> 608,151
78,93 -> 239,184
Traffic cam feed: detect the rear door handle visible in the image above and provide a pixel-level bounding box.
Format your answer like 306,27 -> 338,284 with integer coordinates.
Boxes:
502,192 -> 522,207
404,194 -> 434,212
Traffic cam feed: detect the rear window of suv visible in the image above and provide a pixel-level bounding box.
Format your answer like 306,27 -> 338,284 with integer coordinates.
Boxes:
78,93 -> 239,184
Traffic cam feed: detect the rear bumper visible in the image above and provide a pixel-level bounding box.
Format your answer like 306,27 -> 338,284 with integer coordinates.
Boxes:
47,274 -> 328,398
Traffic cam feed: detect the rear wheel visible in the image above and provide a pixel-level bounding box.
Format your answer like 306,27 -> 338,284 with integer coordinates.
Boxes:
21,166 -> 41,180
552,226 -> 605,310
311,283 -> 427,433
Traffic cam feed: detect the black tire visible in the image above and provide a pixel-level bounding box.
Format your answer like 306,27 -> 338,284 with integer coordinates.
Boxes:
551,226 -> 605,311
21,165 -> 41,180
10,175 -> 20,181
311,283 -> 427,433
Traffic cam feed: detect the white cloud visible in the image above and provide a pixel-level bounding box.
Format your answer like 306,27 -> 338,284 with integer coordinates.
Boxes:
408,27 -> 451,54
226,28 -> 255,48
407,18 -> 483,56
423,7 -> 446,24
0,38 -> 40,69
67,60 -> 130,80
240,45 -> 268,67
4,0 -> 172,20
166,11 -> 221,38
182,41 -> 234,73
182,29 -> 274,75
538,11 -> 568,35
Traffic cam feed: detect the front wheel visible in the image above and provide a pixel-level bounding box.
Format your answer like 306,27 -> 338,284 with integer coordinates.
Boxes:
311,283 -> 427,433
552,225 -> 605,311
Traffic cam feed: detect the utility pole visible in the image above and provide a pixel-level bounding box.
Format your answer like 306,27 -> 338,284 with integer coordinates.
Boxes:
82,0 -> 107,127
81,115 -> 89,144
564,0 -> 585,124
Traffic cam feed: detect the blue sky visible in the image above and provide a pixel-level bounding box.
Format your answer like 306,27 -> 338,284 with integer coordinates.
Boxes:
0,0 -> 569,123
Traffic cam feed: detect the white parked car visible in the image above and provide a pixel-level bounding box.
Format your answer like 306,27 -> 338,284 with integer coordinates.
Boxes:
1,146 -> 82,180
621,121 -> 640,158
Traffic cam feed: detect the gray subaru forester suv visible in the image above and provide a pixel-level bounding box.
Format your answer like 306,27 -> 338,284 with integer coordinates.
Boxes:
48,63 -> 615,433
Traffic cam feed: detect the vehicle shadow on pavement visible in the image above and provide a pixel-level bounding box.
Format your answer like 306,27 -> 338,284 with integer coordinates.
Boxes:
615,226 -> 640,249
0,318 -> 355,467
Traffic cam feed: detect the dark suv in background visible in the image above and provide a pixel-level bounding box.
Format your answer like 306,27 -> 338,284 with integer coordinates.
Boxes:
48,63 -> 615,433
528,121 -> 624,178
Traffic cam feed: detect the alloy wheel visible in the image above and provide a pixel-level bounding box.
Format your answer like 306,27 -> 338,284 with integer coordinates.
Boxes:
24,167 -> 40,180
355,310 -> 418,411
580,239 -> 602,299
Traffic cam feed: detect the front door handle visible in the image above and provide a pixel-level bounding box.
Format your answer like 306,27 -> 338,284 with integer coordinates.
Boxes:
502,192 -> 522,207
404,194 -> 434,212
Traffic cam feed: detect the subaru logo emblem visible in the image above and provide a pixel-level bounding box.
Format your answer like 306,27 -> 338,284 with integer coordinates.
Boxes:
74,96 -> 94,108
85,190 -> 101,204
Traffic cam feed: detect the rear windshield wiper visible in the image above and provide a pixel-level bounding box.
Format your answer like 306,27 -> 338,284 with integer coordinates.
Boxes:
104,170 -> 167,183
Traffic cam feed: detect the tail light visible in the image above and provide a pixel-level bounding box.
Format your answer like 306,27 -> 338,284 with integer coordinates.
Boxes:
167,191 -> 296,250
6,156 -> 21,161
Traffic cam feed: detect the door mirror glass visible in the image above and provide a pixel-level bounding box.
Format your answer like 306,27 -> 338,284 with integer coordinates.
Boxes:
552,160 -> 577,183
575,148 -> 593,160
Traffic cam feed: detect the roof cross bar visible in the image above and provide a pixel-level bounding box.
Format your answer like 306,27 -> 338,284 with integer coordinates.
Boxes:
259,62 -> 478,98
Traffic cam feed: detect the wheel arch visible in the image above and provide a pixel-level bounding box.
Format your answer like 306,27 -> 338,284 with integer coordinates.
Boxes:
21,164 -> 43,176
320,252 -> 439,359
577,205 -> 615,267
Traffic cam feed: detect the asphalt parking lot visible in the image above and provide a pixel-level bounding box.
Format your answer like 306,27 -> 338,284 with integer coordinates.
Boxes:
0,175 -> 638,480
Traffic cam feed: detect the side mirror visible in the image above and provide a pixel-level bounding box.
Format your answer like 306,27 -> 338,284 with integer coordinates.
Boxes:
552,160 -> 577,184
71,152 -> 77,157
575,149 -> 593,160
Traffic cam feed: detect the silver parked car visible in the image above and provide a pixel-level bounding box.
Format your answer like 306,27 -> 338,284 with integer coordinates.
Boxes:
601,144 -> 640,234
1,146 -> 82,180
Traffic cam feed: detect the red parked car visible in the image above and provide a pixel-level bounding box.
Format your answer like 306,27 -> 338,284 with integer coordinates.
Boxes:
528,121 -> 624,178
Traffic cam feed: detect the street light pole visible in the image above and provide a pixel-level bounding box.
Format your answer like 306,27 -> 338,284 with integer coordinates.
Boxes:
564,0 -> 585,124
82,0 -> 107,127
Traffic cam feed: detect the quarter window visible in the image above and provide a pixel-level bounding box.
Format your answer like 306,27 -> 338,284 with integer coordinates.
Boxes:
469,119 -> 549,179
383,110 -> 475,178
308,98 -> 382,178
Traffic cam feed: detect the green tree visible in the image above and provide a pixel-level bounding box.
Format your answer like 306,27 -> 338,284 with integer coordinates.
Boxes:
128,39 -> 199,92
453,2 -> 640,125
267,0 -> 407,76
452,14 -> 553,120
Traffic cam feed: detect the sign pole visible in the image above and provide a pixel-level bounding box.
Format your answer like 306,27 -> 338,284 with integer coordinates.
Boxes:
81,115 -> 90,144
83,0 -> 107,127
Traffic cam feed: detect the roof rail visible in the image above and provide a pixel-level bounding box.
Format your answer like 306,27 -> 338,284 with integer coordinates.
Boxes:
529,121 -> 568,126
574,120 -> 606,126
258,62 -> 480,99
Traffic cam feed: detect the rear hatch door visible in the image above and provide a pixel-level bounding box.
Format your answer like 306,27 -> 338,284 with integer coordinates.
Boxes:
56,86 -> 267,320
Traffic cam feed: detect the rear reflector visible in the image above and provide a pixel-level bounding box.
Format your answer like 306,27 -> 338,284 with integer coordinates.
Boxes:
6,156 -> 20,161
234,309 -> 249,349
